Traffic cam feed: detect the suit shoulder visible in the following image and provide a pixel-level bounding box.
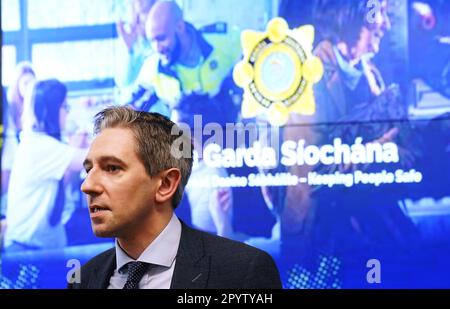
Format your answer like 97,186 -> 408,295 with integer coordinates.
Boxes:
68,247 -> 115,289
81,247 -> 115,273
195,228 -> 274,261
189,228 -> 282,288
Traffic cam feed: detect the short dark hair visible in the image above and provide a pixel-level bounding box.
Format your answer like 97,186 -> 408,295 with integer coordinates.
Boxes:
32,79 -> 67,140
93,106 -> 193,208
313,0 -> 382,47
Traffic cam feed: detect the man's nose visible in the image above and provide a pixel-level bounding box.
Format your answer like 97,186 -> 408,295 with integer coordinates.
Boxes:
156,43 -> 165,54
81,169 -> 102,196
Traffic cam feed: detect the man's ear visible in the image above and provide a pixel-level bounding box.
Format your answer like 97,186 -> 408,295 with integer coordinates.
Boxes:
175,20 -> 185,35
155,168 -> 181,204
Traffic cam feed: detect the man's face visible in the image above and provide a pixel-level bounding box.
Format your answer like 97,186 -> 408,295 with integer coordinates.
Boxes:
146,16 -> 181,65
81,127 -> 158,238
362,0 -> 391,54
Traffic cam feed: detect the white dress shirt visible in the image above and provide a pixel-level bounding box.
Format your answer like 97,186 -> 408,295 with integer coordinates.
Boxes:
108,214 -> 182,289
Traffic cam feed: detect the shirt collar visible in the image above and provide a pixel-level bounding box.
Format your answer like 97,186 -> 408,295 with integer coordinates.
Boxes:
115,214 -> 182,273
332,46 -> 364,91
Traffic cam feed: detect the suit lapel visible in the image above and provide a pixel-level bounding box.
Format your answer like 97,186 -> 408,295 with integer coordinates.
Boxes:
170,222 -> 210,289
86,248 -> 116,289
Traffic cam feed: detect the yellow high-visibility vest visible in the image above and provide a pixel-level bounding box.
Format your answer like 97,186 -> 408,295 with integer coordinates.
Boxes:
137,26 -> 241,107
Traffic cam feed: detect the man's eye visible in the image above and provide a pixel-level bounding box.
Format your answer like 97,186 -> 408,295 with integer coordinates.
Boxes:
106,165 -> 120,173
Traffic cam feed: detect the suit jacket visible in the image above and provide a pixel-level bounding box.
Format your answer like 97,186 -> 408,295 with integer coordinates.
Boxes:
68,222 -> 282,289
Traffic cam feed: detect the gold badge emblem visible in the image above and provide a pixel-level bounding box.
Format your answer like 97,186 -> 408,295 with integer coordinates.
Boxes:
233,17 -> 323,126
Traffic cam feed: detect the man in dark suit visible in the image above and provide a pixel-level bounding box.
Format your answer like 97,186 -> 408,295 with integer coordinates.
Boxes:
68,106 -> 281,289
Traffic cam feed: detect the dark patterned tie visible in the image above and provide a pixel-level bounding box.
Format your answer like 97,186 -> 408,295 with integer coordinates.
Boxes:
122,262 -> 150,289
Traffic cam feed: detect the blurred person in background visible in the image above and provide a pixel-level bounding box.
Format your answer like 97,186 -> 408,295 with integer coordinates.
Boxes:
5,62 -> 35,133
279,0 -> 420,279
3,79 -> 89,252
115,0 -> 157,91
127,0 -> 241,121
2,62 -> 36,213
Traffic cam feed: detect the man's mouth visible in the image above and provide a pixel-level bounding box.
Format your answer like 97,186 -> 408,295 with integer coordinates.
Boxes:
160,53 -> 171,65
89,205 -> 110,213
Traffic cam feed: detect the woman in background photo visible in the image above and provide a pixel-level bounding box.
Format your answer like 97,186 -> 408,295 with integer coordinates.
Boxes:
2,62 -> 36,212
3,79 -> 89,252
